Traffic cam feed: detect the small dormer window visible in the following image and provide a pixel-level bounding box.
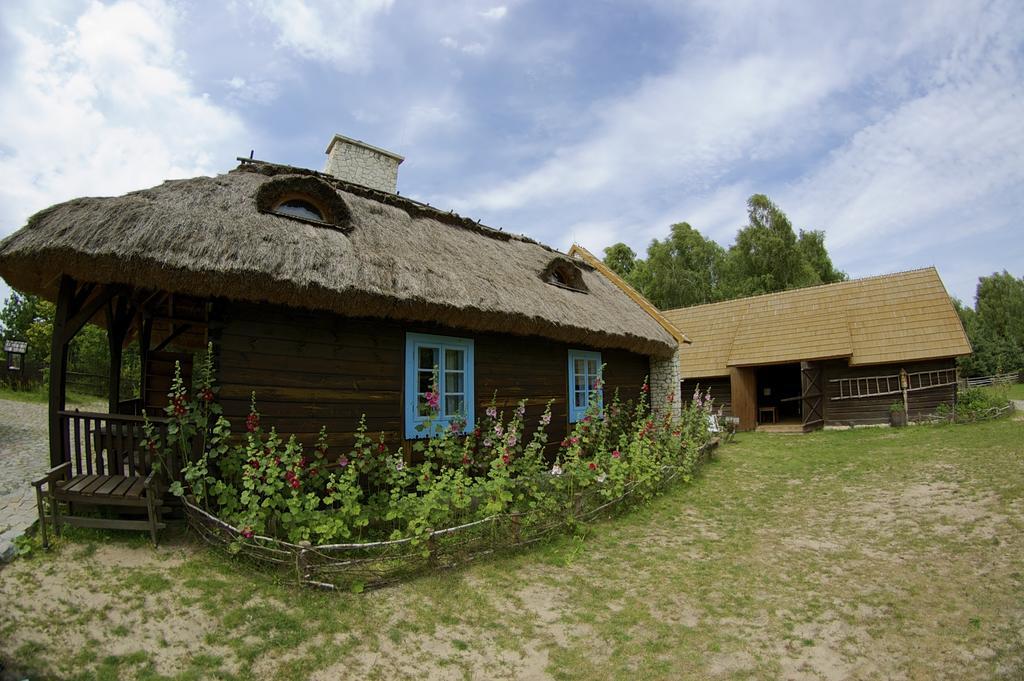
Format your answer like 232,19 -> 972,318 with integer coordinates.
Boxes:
273,199 -> 324,222
255,175 -> 353,232
541,258 -> 588,293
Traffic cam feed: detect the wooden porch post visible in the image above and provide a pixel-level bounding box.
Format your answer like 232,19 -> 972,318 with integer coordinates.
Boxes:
49,276 -> 76,469
138,314 -> 152,411
105,296 -> 133,414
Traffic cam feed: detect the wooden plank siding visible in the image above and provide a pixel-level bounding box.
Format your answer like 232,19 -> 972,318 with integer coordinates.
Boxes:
821,358 -> 957,426
680,376 -> 732,417
213,302 -> 650,455
678,357 -> 958,430
730,367 -> 758,431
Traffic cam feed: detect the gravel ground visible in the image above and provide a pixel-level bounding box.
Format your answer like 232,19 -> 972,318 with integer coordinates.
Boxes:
0,397 -> 104,559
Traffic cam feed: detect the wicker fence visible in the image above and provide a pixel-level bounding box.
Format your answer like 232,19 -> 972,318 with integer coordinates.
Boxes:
185,439 -> 719,590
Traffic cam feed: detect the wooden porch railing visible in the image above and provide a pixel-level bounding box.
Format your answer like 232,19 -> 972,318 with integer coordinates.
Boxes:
58,410 -> 174,481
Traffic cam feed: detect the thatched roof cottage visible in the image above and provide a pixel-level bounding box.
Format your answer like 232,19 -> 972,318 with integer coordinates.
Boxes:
0,134 -> 684,470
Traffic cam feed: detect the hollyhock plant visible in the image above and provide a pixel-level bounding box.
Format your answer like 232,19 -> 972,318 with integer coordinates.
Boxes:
166,348 -> 713,555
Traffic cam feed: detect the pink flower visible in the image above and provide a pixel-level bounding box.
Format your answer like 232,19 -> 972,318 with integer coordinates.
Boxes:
486,406 -> 497,418
641,382 -> 650,394
611,450 -> 621,459
540,412 -> 551,426
494,423 -> 504,436
570,436 -> 580,446
484,438 -> 492,448
588,462 -> 597,471
450,421 -> 462,433
506,434 -> 518,447
424,390 -> 440,410
246,413 -> 260,432
501,454 -> 510,465
241,527 -> 254,539
339,455 -> 349,467
515,404 -> 526,416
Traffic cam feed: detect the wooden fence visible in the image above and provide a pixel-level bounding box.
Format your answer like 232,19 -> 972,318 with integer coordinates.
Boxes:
185,438 -> 720,591
959,371 -> 1021,389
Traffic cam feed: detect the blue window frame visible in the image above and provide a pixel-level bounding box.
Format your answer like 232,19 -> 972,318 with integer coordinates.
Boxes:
404,332 -> 475,438
568,349 -> 602,422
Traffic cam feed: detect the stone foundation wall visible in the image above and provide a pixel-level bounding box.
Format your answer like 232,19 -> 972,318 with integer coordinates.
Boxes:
649,349 -> 681,422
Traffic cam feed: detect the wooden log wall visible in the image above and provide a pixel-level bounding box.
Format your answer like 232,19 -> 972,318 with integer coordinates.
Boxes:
680,376 -> 732,416
213,302 -> 649,456
821,358 -> 957,426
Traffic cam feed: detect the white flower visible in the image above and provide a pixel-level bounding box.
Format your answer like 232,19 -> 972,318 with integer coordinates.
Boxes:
395,459 -> 404,471
596,473 -> 607,483
550,464 -> 563,476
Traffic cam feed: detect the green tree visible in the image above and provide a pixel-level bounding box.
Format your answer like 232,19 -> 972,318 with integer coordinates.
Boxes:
602,243 -> 638,279
957,271 -> 1024,376
797,229 -> 846,284
0,288 -> 132,394
641,222 -> 726,308
721,194 -> 820,297
601,195 -> 847,310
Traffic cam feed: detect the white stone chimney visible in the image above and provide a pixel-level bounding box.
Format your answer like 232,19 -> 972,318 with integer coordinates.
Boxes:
323,133 -> 404,193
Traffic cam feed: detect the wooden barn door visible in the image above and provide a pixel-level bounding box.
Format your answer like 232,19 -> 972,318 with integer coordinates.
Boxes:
800,361 -> 824,431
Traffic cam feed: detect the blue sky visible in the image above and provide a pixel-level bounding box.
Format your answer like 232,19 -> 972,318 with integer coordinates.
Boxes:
1,0 -> 1022,307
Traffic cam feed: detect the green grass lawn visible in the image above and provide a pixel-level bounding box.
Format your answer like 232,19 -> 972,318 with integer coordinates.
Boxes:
999,382 -> 1024,401
979,381 -> 1024,402
0,384 -> 105,407
2,419 -> 1022,680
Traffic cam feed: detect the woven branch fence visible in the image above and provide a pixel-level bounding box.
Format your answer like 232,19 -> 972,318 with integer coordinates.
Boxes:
185,439 -> 719,590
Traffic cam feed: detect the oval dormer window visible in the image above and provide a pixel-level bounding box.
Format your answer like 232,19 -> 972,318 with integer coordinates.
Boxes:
541,258 -> 588,293
255,175 -> 352,232
273,198 -> 324,222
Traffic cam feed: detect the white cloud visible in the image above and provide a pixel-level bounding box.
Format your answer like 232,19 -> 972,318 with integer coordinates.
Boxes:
439,35 -> 487,55
0,0 -> 246,299
251,0 -> 394,71
222,74 -> 281,105
445,0 -> 1023,303
480,6 -> 507,20
398,96 -> 464,146
458,50 -> 843,212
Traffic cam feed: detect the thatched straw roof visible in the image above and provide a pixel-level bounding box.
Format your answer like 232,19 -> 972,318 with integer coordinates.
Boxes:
0,160 -> 676,357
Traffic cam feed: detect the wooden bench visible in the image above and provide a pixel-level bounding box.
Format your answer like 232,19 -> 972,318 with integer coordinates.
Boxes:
33,410 -> 170,547
34,462 -> 165,547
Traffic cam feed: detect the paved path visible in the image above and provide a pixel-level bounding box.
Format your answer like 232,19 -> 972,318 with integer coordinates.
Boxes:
0,397 -> 102,560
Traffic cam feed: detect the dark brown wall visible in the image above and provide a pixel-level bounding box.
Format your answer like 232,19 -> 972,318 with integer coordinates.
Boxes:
681,376 -> 732,416
822,358 -> 957,426
213,302 -> 650,454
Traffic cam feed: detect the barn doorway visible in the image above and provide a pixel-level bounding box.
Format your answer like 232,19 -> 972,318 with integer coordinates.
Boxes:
754,363 -> 803,428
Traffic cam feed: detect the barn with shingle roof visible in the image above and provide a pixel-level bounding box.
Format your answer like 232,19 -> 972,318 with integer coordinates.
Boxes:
662,268 -> 972,430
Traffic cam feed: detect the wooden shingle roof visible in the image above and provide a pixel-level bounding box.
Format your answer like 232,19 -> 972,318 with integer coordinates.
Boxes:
662,268 -> 972,378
